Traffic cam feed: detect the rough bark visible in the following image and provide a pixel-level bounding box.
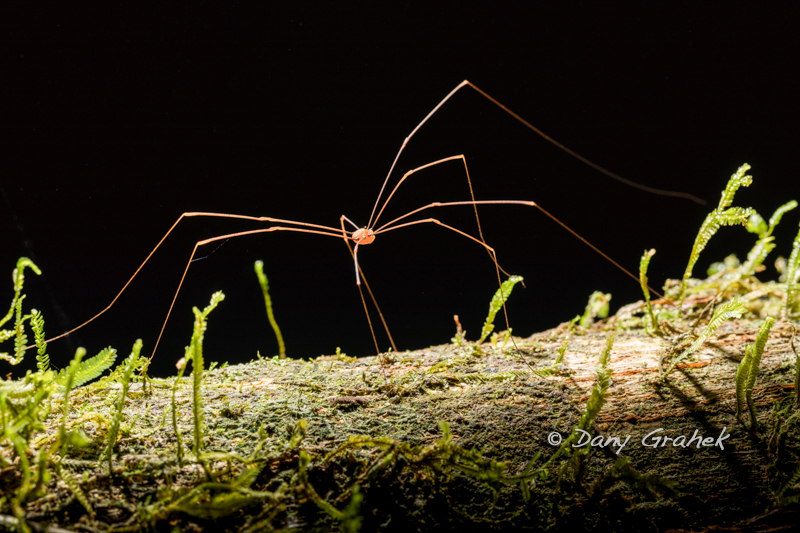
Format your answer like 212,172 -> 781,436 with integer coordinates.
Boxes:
3,283 -> 800,532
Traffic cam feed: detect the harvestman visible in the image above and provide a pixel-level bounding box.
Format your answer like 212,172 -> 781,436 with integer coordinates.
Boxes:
40,80 -> 704,360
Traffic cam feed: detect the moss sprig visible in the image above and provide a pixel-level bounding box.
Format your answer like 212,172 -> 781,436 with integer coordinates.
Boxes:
556,315 -> 580,366
2,394 -> 35,533
741,201 -> 797,276
735,316 -> 775,430
141,480 -> 280,523
103,339 -> 143,473
679,164 -> 756,303
543,333 -> 615,471
57,347 -> 85,458
299,450 -> 344,521
607,456 -> 678,498
477,275 -> 523,344
790,326 -> 800,406
537,315 -> 580,376
255,261 -> 286,358
172,354 -> 188,465
0,258 -> 41,367
184,291 -> 225,460
56,464 -> 94,519
639,249 -> 659,333
53,346 -> 117,390
664,298 -> 745,376
0,258 -> 40,329
326,421 -> 536,506
776,463 -> 800,504
715,201 -> 799,298
580,291 -> 611,327
784,220 -> 800,319
29,309 -> 48,373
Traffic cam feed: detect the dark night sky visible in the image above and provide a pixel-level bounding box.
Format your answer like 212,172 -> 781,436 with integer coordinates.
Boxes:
2,3 -> 799,376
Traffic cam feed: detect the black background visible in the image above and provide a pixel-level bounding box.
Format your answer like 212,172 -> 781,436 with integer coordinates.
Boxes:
3,3 -> 799,377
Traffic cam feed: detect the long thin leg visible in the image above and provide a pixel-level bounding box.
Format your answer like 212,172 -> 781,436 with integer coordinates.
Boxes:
368,82 -> 471,229
37,210 -> 348,347
367,80 -> 704,231
149,225 -> 350,361
341,215 -> 360,231
370,154 -> 517,281
376,200 -> 663,299
462,81 -> 707,205
352,240 -> 364,285
339,217 -> 398,354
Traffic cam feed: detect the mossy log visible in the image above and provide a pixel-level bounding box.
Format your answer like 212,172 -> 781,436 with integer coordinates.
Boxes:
4,287 -> 800,532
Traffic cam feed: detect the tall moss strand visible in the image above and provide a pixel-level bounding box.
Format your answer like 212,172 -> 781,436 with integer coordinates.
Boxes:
254,261 -> 286,358
29,309 -> 48,373
791,327 -> 800,406
639,249 -> 658,333
3,393 -> 35,533
679,164 -> 756,303
186,291 -> 225,458
57,347 -> 85,457
11,296 -> 30,366
784,220 -> 800,319
299,450 -> 344,521
543,333 -> 615,469
104,339 -> 143,473
340,484 -> 363,533
555,315 -> 581,366
735,345 -> 753,423
172,353 -> 189,465
731,201 -> 797,289
56,465 -> 94,519
0,258 -> 40,330
0,258 -> 41,366
743,317 -> 775,429
477,275 -> 523,344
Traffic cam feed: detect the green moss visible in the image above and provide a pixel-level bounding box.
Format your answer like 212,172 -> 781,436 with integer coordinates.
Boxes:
255,260 -> 286,358
679,164 -> 755,303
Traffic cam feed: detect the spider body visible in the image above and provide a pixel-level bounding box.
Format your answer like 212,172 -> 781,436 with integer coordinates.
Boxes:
352,228 -> 375,246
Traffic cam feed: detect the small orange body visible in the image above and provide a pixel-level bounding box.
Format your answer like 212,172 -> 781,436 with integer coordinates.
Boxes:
352,227 -> 375,245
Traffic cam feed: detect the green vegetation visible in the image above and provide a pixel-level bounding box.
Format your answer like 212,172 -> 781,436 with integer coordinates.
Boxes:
639,249 -> 658,333
735,316 -> 775,429
555,315 -> 580,366
186,291 -> 225,463
663,298 -> 746,376
255,260 -> 286,358
792,326 -> 800,405
29,309 -> 48,373
678,164 -> 755,303
477,274 -> 524,344
536,314 -> 579,377
580,290 -> 611,327
54,346 -> 117,389
740,201 -> 797,280
0,257 -> 41,365
543,333 -> 615,471
785,220 -> 800,319
103,339 -> 143,473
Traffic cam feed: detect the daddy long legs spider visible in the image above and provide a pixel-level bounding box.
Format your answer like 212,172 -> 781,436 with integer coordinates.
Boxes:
39,80 -> 703,362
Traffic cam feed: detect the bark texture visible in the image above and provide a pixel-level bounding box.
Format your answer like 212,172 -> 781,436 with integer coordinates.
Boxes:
3,282 -> 800,532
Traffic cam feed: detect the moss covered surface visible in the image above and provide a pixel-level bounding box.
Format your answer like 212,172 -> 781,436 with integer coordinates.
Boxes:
2,271 -> 800,532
